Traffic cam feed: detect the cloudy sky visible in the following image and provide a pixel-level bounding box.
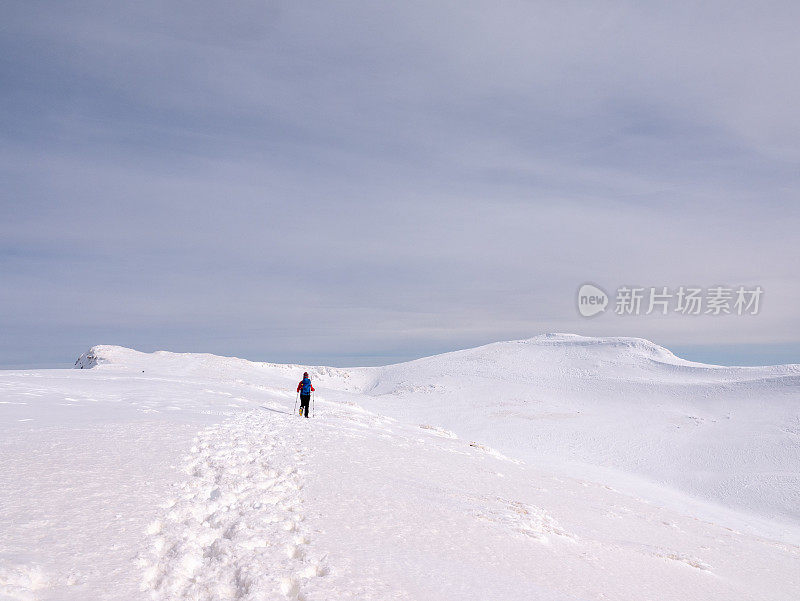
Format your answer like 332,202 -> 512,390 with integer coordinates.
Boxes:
2,1 -> 799,368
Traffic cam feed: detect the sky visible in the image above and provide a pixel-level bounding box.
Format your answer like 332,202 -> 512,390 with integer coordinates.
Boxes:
1,1 -> 799,369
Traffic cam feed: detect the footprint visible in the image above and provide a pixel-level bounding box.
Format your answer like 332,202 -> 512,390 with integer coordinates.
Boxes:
140,409 -> 315,600
0,561 -> 51,599
280,576 -> 299,597
299,563 -> 328,578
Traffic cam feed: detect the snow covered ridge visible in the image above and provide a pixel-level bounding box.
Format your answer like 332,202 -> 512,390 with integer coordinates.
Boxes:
73,344 -> 331,382
74,334 -> 799,382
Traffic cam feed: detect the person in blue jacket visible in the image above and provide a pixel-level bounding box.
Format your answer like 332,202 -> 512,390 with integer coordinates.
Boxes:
296,372 -> 314,418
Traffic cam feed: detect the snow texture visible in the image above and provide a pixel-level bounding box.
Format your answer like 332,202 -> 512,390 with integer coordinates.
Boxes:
1,334 -> 798,600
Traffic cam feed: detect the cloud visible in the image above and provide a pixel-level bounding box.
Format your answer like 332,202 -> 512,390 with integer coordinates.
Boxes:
1,0 -> 799,366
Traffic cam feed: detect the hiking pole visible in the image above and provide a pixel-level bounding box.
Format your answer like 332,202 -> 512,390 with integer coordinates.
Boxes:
294,392 -> 299,416
312,392 -> 315,417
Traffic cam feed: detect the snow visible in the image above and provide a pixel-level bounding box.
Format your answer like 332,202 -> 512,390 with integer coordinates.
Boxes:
1,334 -> 798,600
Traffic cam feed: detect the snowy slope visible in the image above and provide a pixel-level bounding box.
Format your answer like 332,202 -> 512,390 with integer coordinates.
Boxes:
1,335 -> 798,600
340,334 -> 800,528
64,337 -> 800,528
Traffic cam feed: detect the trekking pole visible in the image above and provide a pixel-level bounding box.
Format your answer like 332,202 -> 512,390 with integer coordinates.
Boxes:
312,392 -> 315,417
294,392 -> 299,416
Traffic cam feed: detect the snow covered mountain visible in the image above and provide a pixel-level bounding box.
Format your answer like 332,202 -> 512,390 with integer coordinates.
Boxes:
348,334 -> 800,528
1,335 -> 798,600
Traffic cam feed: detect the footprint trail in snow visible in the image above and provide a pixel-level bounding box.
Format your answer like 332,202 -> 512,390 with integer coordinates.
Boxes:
138,398 -> 799,601
140,410 -> 327,600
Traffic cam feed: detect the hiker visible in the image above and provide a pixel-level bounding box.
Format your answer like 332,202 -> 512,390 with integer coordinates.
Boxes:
296,372 -> 314,418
